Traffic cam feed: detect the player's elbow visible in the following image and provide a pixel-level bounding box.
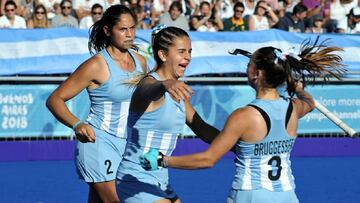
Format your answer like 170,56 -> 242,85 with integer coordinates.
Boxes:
46,92 -> 60,111
45,94 -> 54,110
200,153 -> 217,168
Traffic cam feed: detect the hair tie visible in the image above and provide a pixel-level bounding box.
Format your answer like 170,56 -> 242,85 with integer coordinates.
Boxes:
274,49 -> 287,64
151,24 -> 168,36
285,47 -> 302,61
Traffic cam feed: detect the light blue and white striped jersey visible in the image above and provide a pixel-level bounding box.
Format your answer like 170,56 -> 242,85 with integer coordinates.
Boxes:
86,49 -> 144,138
117,72 -> 185,184
232,98 -> 296,192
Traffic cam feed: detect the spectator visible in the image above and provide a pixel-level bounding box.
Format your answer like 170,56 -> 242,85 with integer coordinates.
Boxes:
330,0 -> 357,22
99,0 -> 121,11
18,0 -> 36,20
302,0 -> 330,19
248,0 -> 279,31
301,0 -> 330,29
79,3 -> 103,29
191,1 -> 212,30
265,0 -> 280,11
337,6 -> 360,34
27,4 -> 50,28
131,4 -> 150,30
216,0 -> 234,19
197,18 -> 218,31
191,1 -> 223,31
140,0 -> 152,27
176,0 -> 196,19
1,0 -> 4,16
73,0 -> 100,20
0,0 -> 26,28
150,0 -> 170,27
242,0 -> 256,17
9,0 -> 22,15
53,2 -> 61,16
51,0 -> 79,28
128,0 -> 138,7
275,1 -> 286,18
275,2 -> 307,32
327,0 -> 357,32
283,0 -> 301,13
223,2 -> 249,31
158,1 -> 190,31
38,0 -> 61,20
306,14 -> 326,33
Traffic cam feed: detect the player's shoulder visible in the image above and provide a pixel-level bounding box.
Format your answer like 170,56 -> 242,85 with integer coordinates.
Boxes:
74,53 -> 108,77
131,51 -> 147,72
84,53 -> 107,69
228,106 -> 262,125
232,106 -> 258,117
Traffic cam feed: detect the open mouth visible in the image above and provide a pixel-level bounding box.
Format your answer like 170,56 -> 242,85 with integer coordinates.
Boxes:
179,63 -> 188,69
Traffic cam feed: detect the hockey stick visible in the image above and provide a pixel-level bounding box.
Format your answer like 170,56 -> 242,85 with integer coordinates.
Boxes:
314,100 -> 358,137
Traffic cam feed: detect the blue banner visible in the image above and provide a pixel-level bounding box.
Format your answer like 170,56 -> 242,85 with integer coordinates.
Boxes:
0,84 -> 358,138
0,85 -> 89,137
0,28 -> 359,77
186,84 -> 360,135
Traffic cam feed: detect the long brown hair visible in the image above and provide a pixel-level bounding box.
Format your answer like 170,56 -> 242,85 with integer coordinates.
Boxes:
251,37 -> 346,96
31,4 -> 49,28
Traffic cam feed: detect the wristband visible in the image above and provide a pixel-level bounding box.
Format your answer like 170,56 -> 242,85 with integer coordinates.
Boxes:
72,120 -> 83,130
157,152 -> 167,168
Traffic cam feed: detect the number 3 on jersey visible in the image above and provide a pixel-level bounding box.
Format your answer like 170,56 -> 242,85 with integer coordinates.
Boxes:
268,156 -> 282,181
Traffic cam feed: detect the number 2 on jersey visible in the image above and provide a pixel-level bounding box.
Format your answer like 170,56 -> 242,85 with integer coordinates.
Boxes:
105,160 -> 114,175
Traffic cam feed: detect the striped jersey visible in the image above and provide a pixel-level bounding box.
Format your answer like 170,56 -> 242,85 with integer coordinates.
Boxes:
86,49 -> 144,138
232,97 -> 296,192
117,72 -> 185,184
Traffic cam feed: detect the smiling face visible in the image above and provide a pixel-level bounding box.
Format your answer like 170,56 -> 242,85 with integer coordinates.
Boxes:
160,36 -> 192,78
170,6 -> 181,20
35,7 -> 46,20
200,3 -> 211,17
234,6 -> 244,19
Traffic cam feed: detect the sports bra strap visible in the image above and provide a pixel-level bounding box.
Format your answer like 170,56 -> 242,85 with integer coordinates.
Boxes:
285,101 -> 293,128
248,104 -> 271,135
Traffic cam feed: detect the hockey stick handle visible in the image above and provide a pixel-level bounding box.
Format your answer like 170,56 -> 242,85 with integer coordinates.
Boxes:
314,100 -> 357,137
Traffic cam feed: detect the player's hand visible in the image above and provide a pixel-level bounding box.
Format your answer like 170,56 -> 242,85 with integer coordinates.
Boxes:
140,148 -> 163,171
162,79 -> 193,103
74,123 -> 96,143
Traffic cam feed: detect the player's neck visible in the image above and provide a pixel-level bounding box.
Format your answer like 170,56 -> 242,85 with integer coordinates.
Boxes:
256,88 -> 280,100
156,67 -> 177,80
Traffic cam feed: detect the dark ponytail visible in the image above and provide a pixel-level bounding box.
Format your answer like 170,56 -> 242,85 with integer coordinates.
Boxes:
252,37 -> 346,96
286,37 -> 345,96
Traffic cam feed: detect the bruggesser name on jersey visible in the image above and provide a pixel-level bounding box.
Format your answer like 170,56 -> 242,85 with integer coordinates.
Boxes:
254,139 -> 295,156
